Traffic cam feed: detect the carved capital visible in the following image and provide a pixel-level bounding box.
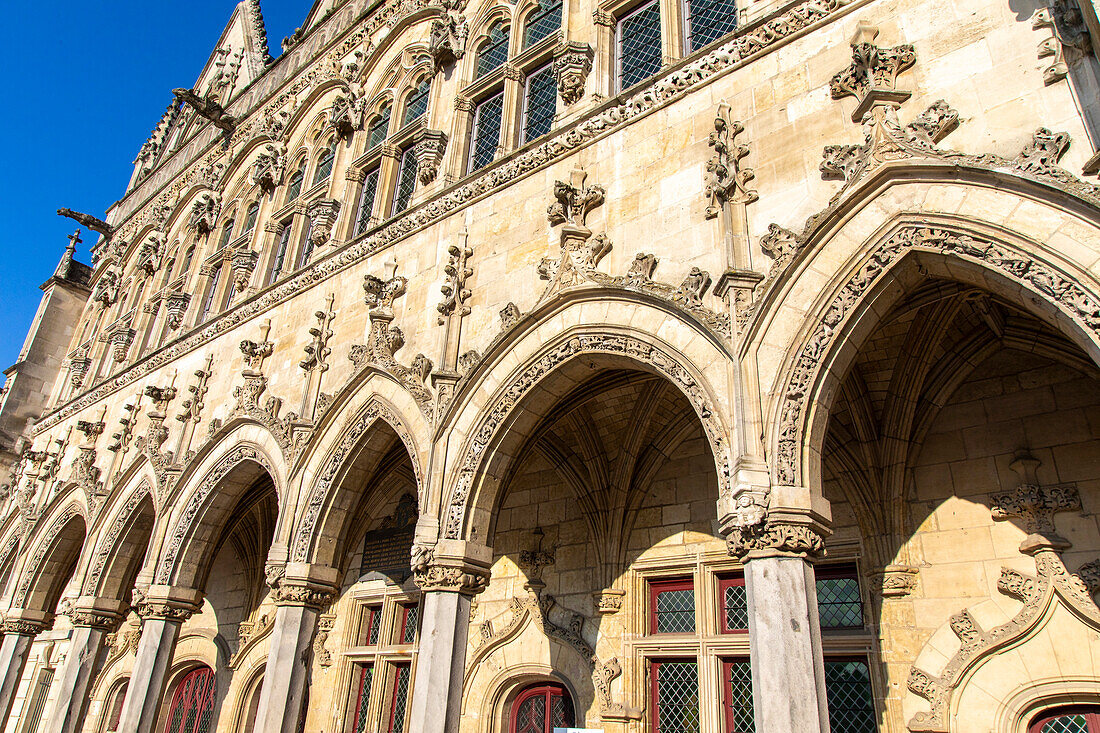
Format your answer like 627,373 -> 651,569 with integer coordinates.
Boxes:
594,588 -> 626,614
454,94 -> 475,112
414,563 -> 489,594
306,198 -> 342,247
829,26 -> 915,120
0,617 -> 49,636
271,580 -> 337,609
727,519 -> 827,559
414,129 -> 449,184
70,609 -> 122,630
553,41 -> 594,105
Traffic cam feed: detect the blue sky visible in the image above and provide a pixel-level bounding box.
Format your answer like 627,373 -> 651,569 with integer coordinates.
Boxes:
0,1 -> 310,371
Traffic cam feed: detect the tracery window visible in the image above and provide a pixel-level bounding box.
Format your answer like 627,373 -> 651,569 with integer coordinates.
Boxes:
286,161 -> 306,201
1030,708 -> 1100,733
522,63 -> 557,142
684,0 -> 738,51
402,79 -> 431,127
511,683 -> 575,733
617,0 -> 663,90
367,105 -> 392,149
523,0 -> 562,48
313,139 -> 337,186
163,667 -> 216,733
477,21 -> 511,78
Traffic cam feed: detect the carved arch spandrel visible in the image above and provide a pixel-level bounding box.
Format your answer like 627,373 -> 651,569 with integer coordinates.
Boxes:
439,310 -> 734,543
765,216 -> 1100,497
80,480 -> 156,600
12,500 -> 87,611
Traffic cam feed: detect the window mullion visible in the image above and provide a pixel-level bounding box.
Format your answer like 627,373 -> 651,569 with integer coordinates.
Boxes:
498,72 -> 525,156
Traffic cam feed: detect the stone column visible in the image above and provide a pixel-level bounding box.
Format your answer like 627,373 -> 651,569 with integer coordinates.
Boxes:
44,601 -> 126,733
406,540 -> 492,733
0,614 -> 50,723
723,491 -> 831,733
254,564 -> 339,733
116,587 -> 202,733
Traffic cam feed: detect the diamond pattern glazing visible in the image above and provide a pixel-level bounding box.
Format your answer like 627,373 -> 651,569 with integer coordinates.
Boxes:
686,0 -> 738,51
824,660 -> 875,733
1041,717 -> 1090,733
367,107 -> 391,149
477,23 -> 510,78
724,583 -> 748,630
656,588 -> 695,633
726,661 -> 755,733
392,147 -> 418,214
657,662 -> 700,733
618,0 -> 662,90
524,0 -> 562,48
817,576 -> 863,628
403,80 -> 430,126
470,93 -> 504,172
355,169 -> 380,236
401,605 -> 418,643
352,665 -> 373,733
390,665 -> 411,733
523,65 -> 557,142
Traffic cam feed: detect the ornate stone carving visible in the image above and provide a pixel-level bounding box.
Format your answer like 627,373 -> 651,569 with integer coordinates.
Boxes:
250,143 -> 287,192
108,319 -> 136,364
553,41 -> 593,105
107,399 -> 138,454
429,0 -> 468,73
230,248 -> 260,293
438,243 -> 473,323
444,334 -> 730,538
187,193 -> 221,235
329,92 -> 366,139
306,198 -> 341,247
726,520 -> 826,559
0,619 -> 47,636
163,290 -> 192,330
300,296 -> 335,374
773,224 -> 1100,487
991,453 -> 1080,553
134,599 -> 197,622
33,0 -> 855,439
271,580 -> 336,609
499,302 -> 521,329
904,99 -> 960,146
13,504 -> 81,606
56,208 -> 114,238
829,25 -> 915,120
1032,0 -> 1092,84
69,609 -> 121,631
71,446 -> 102,503
547,169 -> 605,228
1013,127 -> 1071,174
673,268 -> 712,309
92,269 -> 120,309
1077,560 -> 1100,595
230,611 -> 274,668
136,233 -> 165,276
314,613 -> 337,666
907,551 -> 1100,732
172,88 -> 236,133
414,129 -> 449,184
68,348 -> 92,391
705,103 -> 757,218
135,385 -> 177,480
414,563 -> 489,594
83,485 -> 151,595
873,565 -> 920,598
594,588 -> 626,614
759,223 -> 799,260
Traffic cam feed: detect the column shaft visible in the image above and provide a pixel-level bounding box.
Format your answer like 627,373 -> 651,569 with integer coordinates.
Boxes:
745,555 -> 829,732
406,590 -> 473,733
116,617 -> 182,733
0,632 -> 36,723
254,604 -> 319,733
43,625 -> 109,733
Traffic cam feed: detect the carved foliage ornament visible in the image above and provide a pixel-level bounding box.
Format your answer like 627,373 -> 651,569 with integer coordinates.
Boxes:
829,35 -> 915,119
774,225 -> 1100,487
704,103 -> 757,218
188,193 -> 221,235
429,0 -> 469,72
249,143 -> 288,191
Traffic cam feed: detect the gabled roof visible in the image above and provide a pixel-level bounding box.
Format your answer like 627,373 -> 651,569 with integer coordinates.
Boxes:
190,0 -> 273,104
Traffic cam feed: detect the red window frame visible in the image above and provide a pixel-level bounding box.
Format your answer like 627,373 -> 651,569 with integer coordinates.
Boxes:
649,658 -> 699,733
163,667 -> 216,733
649,578 -> 695,634
720,658 -> 753,733
386,663 -> 411,733
718,574 -> 748,634
105,679 -> 128,732
510,683 -> 574,732
1029,707 -> 1100,732
361,605 -> 382,646
398,603 -> 419,644
350,663 -> 373,733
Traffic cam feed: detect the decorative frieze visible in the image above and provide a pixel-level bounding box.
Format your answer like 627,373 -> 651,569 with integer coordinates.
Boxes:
553,41 -> 594,106
726,519 -> 826,559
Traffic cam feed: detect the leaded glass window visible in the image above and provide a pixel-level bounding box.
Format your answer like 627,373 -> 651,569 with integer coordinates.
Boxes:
469,92 -> 505,172
392,146 -> 419,215
523,0 -> 562,48
387,664 -> 411,733
651,579 -> 695,633
367,105 -> 391,149
351,664 -> 373,733
362,605 -> 382,646
618,0 -> 662,91
242,202 -> 259,236
400,604 -> 419,644
652,660 -> 700,733
1030,709 -> 1100,733
722,659 -> 754,733
313,140 -> 336,186
354,168 -> 381,235
267,223 -> 291,284
286,163 -> 305,201
816,565 -> 863,628
476,22 -> 510,78
403,79 -> 431,126
297,223 -> 315,269
217,218 -> 235,250
824,659 -> 875,733
513,684 -> 575,733
199,265 -> 222,323
522,63 -> 557,143
685,0 -> 738,52
720,575 -> 748,632
164,667 -> 217,733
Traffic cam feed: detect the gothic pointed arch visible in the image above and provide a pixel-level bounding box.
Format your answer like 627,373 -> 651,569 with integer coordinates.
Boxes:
11,500 -> 87,612
80,479 -> 156,603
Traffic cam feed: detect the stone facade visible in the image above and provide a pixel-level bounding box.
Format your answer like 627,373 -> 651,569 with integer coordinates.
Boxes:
1,0 -> 1100,731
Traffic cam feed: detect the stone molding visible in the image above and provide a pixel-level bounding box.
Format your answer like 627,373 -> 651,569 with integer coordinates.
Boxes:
0,618 -> 49,636
82,484 -> 152,596
13,504 -> 81,607
772,224 -> 1100,488
131,586 -> 203,621
270,580 -> 337,609
37,0 -> 853,437
414,562 -> 489,595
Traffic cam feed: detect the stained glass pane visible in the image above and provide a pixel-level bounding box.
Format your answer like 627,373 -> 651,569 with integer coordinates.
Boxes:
686,0 -> 738,51
401,605 -> 419,644
656,661 -> 700,733
817,573 -> 863,628
724,583 -> 748,631
655,588 -> 695,633
618,0 -> 662,90
1041,716 -> 1090,733
726,660 -> 755,733
469,92 -> 504,172
523,64 -> 557,143
824,660 -> 876,733
477,22 -> 510,78
389,665 -> 411,733
524,0 -> 562,48
367,106 -> 391,149
403,80 -> 431,126
355,168 -> 381,235
392,147 -> 419,214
